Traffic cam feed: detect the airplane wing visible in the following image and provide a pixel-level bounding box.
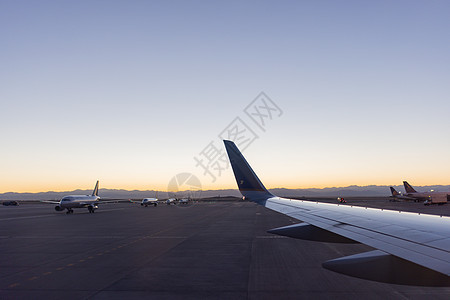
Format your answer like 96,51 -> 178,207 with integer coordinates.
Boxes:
223,140 -> 450,286
40,199 -> 130,205
128,199 -> 143,204
77,199 -> 131,207
97,198 -> 132,203
40,200 -> 60,204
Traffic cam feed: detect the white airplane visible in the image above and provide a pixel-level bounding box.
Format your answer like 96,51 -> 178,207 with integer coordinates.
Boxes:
178,197 -> 190,204
166,198 -> 177,205
403,181 -> 449,205
139,191 -> 159,207
46,181 -> 117,214
223,140 -> 450,286
141,197 -> 158,207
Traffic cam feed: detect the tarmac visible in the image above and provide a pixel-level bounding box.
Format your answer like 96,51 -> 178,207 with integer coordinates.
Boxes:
1,199 -> 450,299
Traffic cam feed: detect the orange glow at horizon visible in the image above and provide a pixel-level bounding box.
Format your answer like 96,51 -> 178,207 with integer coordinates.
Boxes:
1,173 -> 449,194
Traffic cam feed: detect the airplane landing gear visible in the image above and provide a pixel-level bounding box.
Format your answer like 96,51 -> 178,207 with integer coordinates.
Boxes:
66,209 -> 74,214
88,206 -> 95,213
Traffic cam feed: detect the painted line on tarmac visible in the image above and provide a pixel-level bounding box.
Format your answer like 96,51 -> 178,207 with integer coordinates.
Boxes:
0,208 -> 127,221
0,235 -> 127,239
0,214 -> 56,221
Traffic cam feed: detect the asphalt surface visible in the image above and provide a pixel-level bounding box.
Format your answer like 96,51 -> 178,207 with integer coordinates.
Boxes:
1,200 -> 449,299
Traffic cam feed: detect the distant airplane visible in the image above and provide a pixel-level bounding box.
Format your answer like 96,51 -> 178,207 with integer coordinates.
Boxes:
141,197 -> 158,207
136,191 -> 159,207
389,187 -> 417,202
223,140 -> 450,286
44,181 -> 119,214
166,198 -> 177,205
178,197 -> 190,204
403,181 -> 449,205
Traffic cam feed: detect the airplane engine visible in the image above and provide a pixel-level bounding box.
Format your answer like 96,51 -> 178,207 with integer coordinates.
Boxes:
55,206 -> 64,211
87,205 -> 98,213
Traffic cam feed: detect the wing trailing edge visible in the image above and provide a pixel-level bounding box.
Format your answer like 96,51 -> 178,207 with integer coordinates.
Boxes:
323,250 -> 450,286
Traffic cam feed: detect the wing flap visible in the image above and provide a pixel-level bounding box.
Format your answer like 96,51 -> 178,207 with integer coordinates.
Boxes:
268,223 -> 357,243
323,250 -> 450,286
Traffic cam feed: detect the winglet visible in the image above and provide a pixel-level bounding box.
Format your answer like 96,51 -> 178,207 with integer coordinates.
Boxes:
223,140 -> 274,203
403,181 -> 417,193
92,180 -> 99,196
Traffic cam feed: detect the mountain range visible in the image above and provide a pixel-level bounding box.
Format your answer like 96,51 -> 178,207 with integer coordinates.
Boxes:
2,185 -> 450,200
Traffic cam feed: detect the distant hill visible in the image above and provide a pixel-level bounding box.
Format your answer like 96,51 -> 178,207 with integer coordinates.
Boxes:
2,185 -> 450,200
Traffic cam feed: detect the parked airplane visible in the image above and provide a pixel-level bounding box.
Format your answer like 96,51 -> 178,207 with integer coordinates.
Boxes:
223,140 -> 450,286
141,197 -> 158,207
403,181 -> 449,205
135,191 -> 159,207
44,181 -> 118,214
389,187 -> 417,202
166,198 -> 177,205
178,197 -> 190,204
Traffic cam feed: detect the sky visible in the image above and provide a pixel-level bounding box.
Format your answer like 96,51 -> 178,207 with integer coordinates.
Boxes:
1,0 -> 449,193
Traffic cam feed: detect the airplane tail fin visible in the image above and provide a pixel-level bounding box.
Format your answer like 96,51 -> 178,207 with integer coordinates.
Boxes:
223,140 -> 274,203
92,180 -> 99,196
390,187 -> 400,196
403,181 -> 417,193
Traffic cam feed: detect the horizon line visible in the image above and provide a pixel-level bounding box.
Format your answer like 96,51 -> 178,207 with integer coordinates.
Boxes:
2,184 -> 450,195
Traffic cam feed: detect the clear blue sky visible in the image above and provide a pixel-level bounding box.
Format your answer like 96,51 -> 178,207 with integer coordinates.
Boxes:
1,1 -> 449,192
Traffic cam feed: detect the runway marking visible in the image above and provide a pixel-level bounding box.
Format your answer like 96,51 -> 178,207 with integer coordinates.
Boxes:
88,256 -> 94,259
0,214 -> 56,221
0,208 -> 127,221
28,276 -> 39,281
85,236 -> 187,241
79,259 -> 85,262
94,208 -> 127,213
66,263 -> 74,267
42,272 -> 52,276
146,236 -> 187,239
256,235 -> 288,239
8,283 -> 20,288
0,235 -> 127,239
56,267 -> 64,271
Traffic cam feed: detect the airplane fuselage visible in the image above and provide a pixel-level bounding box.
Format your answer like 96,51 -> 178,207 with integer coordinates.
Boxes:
392,195 -> 417,201
141,198 -> 158,206
405,191 -> 446,200
55,195 -> 100,213
59,195 -> 100,208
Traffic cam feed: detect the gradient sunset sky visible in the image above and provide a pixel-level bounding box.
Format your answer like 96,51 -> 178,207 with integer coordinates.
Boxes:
1,1 -> 449,193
